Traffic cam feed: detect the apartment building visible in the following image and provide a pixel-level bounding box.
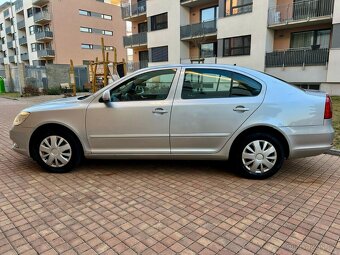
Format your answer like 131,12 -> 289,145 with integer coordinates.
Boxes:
0,0 -> 126,66
121,0 -> 340,95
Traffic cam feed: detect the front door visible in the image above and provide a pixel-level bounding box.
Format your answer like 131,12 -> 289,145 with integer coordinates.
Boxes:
86,68 -> 180,155
170,67 -> 264,154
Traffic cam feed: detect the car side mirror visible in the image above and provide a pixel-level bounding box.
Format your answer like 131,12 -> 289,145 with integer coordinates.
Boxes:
102,90 -> 111,103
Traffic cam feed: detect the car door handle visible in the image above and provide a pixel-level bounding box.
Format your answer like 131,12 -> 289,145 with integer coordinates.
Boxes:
152,108 -> 168,114
233,106 -> 250,112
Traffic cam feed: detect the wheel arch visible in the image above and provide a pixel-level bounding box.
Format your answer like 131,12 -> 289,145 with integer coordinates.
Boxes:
229,125 -> 290,159
29,123 -> 84,160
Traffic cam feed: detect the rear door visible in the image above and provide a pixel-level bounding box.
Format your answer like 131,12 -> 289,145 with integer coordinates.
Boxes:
170,67 -> 265,154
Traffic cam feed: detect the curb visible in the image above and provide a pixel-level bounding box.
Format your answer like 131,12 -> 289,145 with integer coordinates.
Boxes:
326,149 -> 340,156
0,96 -> 19,101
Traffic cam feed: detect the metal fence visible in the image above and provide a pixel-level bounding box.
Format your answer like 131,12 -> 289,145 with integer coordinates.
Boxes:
25,66 -> 48,90
180,20 -> 217,39
265,48 -> 329,67
268,0 -> 334,26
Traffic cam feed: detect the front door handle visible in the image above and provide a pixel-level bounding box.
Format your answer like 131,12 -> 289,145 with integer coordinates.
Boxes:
233,106 -> 250,112
152,108 -> 168,114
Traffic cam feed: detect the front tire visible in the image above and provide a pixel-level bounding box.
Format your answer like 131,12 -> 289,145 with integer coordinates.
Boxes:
33,129 -> 82,173
233,133 -> 285,179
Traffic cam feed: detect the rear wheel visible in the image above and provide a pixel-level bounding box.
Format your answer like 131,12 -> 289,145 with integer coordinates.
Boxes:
33,129 -> 82,173
233,133 -> 285,179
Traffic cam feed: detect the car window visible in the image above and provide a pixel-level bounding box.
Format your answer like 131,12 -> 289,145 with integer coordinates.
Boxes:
110,69 -> 176,102
181,68 -> 261,99
182,69 -> 232,99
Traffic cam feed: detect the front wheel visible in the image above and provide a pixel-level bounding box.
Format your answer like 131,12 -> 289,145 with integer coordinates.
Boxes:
33,129 -> 82,173
233,133 -> 285,179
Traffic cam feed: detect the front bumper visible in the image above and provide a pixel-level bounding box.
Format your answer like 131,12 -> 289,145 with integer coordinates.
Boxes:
9,126 -> 33,157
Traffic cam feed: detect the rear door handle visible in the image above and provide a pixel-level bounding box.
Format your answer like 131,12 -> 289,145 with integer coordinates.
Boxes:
233,106 -> 250,112
152,108 -> 168,114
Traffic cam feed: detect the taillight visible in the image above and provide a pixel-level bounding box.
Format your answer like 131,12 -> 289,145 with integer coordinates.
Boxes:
324,95 -> 332,119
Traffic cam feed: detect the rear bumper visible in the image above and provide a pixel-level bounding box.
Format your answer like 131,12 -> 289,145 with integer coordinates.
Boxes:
281,121 -> 334,159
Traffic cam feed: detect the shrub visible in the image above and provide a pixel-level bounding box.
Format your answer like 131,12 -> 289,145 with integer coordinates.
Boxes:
23,85 -> 40,96
46,86 -> 61,95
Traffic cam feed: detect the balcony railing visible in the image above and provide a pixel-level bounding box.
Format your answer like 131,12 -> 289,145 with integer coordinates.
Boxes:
19,37 -> 27,45
0,58 -> 4,65
15,0 -> 24,12
9,56 -> 16,63
123,32 -> 147,48
121,0 -> 146,19
7,40 -> 15,49
37,49 -> 55,58
265,48 -> 329,67
35,31 -> 53,41
17,20 -> 25,30
127,61 -> 148,73
33,11 -> 51,23
32,0 -> 49,6
5,26 -> 14,34
180,20 -> 217,39
268,0 -> 334,26
0,44 -> 2,51
21,53 -> 29,61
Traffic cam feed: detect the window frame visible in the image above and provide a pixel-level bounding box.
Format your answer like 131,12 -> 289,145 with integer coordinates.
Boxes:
223,35 -> 251,57
225,0 -> 253,16
290,28 -> 331,49
181,68 -> 262,100
150,46 -> 168,62
150,13 -> 168,31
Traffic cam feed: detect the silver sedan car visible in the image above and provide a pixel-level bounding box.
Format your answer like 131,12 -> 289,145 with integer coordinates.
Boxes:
10,65 -> 334,179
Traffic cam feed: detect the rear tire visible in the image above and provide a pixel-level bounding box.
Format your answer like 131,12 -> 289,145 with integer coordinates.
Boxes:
232,133 -> 285,179
32,129 -> 82,173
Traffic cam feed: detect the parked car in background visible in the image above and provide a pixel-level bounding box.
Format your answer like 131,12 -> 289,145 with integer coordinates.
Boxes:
10,65 -> 334,179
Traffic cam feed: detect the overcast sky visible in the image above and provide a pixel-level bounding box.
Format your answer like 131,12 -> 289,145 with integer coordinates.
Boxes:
0,0 -> 8,5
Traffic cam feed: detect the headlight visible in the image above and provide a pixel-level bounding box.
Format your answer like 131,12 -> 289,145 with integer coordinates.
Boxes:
13,112 -> 30,126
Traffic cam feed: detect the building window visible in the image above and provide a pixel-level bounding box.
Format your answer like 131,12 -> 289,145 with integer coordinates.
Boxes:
81,44 -> 93,49
200,42 -> 217,58
0,23 -> 2,31
151,46 -> 168,62
31,43 -> 36,52
27,8 -> 33,17
290,29 -> 331,49
150,13 -> 168,31
79,9 -> 91,16
223,35 -> 251,57
80,27 -> 92,33
104,46 -> 114,51
102,30 -> 113,36
201,6 -> 219,22
101,14 -> 112,20
225,0 -> 253,16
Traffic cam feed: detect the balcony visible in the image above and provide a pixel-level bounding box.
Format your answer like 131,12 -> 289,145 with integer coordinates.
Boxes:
15,0 -> 24,12
127,61 -> 149,73
20,53 -> 29,61
7,40 -> 15,49
0,58 -> 4,65
5,26 -> 14,34
4,9 -> 10,19
180,20 -> 217,40
32,0 -> 49,6
180,0 -> 218,8
268,0 -> 334,29
35,31 -> 53,41
265,48 -> 329,67
34,11 -> 52,24
19,37 -> 27,45
9,56 -> 16,63
17,20 -> 25,30
123,32 -> 147,48
121,0 -> 146,21
0,44 -> 2,51
37,49 -> 55,58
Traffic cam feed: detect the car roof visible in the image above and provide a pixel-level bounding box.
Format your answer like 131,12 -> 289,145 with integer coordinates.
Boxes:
144,64 -> 270,80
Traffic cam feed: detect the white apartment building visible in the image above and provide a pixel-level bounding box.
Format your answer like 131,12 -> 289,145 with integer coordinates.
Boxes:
0,0 -> 125,67
121,0 -> 340,95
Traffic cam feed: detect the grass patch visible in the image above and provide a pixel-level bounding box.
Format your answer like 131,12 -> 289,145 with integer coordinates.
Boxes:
332,96 -> 340,149
0,92 -> 20,98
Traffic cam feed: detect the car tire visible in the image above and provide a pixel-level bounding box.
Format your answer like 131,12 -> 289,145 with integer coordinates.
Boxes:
32,129 -> 82,173
232,133 -> 285,179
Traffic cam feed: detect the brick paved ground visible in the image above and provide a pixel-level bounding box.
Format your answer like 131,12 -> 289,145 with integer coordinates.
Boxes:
0,97 -> 339,255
